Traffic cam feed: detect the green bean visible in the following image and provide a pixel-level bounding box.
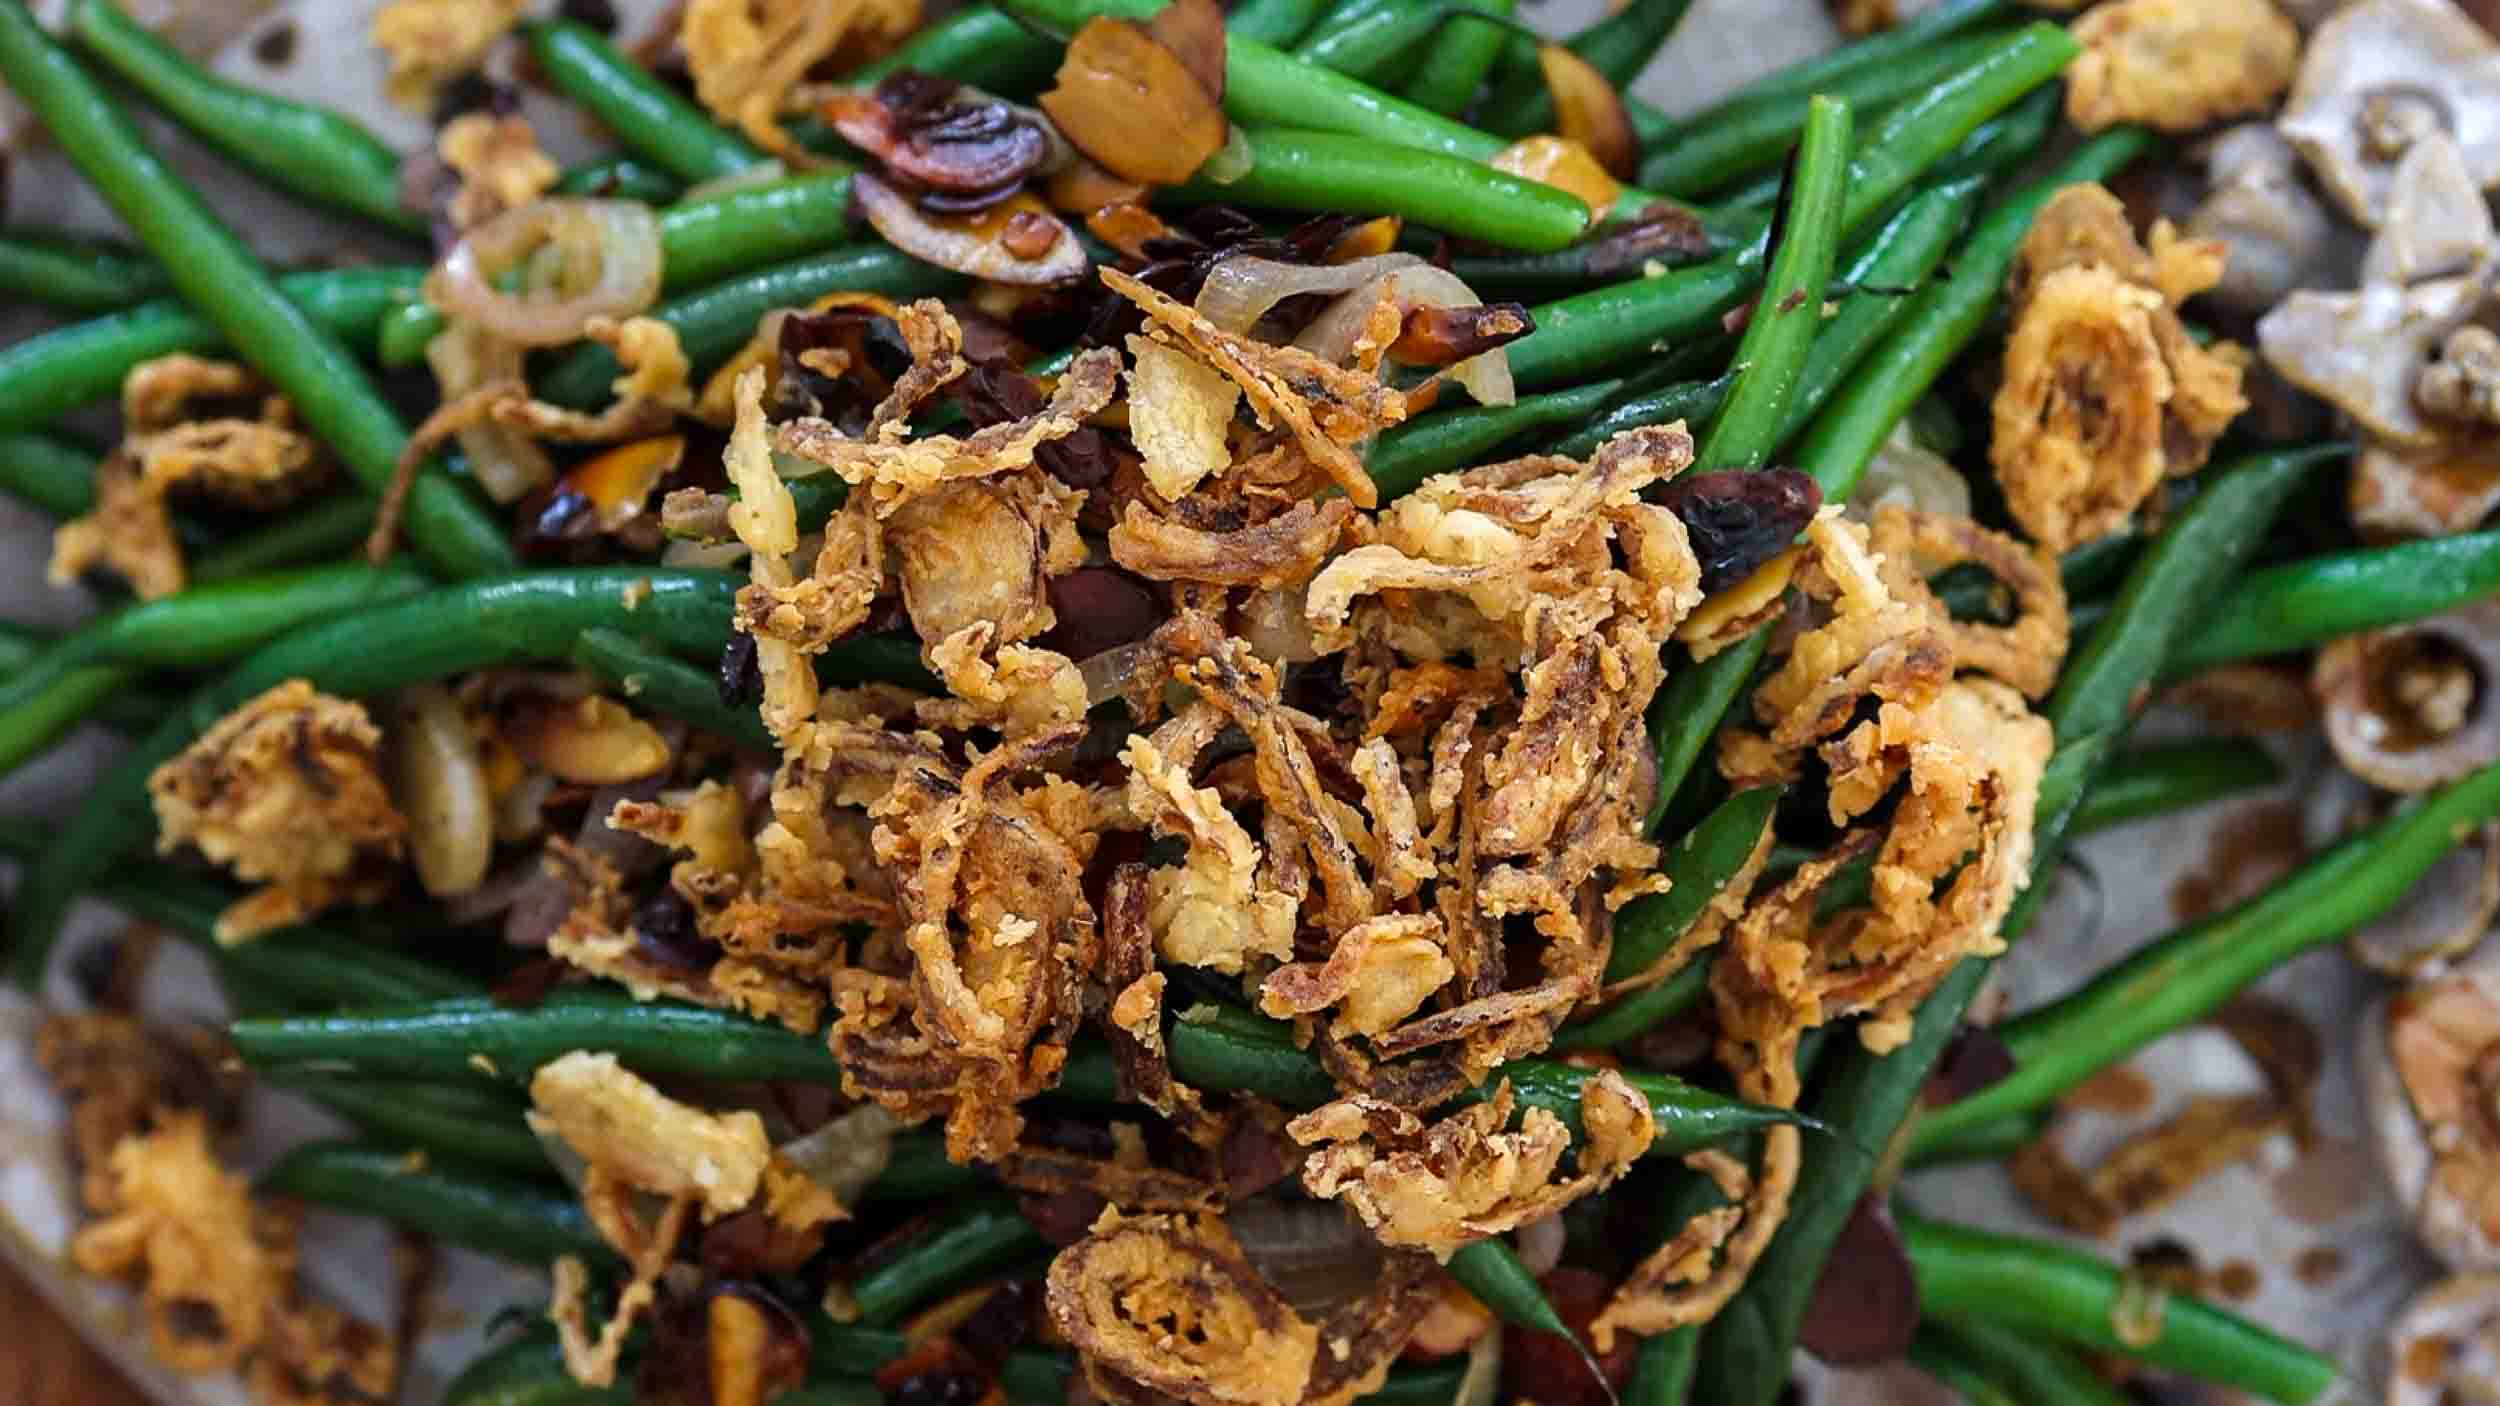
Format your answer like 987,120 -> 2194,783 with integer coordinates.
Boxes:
1906,1331 -> 2022,1406
377,169 -> 865,365
571,627 -> 775,753
187,494 -> 378,583
1691,96 -> 1852,473
848,3 -> 1064,91
1902,1214 -> 2338,1402
1922,753 -> 2500,1157
852,1196 -> 1048,1325
0,430 -> 103,518
446,1329 -> 632,1406
1449,1237 -> 1579,1341
1693,435 -> 2341,1404
1904,1109 -> 2049,1169
259,1142 -> 611,1264
1170,127 -> 1592,252
1484,0 -> 1694,139
278,1077 -> 550,1176
1545,372 -> 1731,462
1916,1319 -> 2124,1406
535,246 -> 963,409
0,265 -> 420,437
1644,133 -> 2154,827
1400,0 -> 1514,117
2168,527 -> 2500,679
2070,739 -> 2283,835
1505,24 -> 2079,391
6,568 -> 743,985
1226,0 -> 1326,47
1293,0 -> 1452,85
861,1129 -> 986,1201
0,667 -> 140,778
1640,32 -> 2007,198
68,0 -> 421,234
551,153 -> 685,204
1548,787 -> 1778,1053
810,1322 -> 1071,1403
1927,82 -> 2059,190
0,229 -> 168,311
1627,1326 -> 1700,1406
522,19 -> 766,184
0,7 -> 513,580
1365,378 -> 1624,502
235,991 -> 1811,1158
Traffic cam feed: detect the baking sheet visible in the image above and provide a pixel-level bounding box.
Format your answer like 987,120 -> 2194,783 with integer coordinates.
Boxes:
0,1 -> 2416,1401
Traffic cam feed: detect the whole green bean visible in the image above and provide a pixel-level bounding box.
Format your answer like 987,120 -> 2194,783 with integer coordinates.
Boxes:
1226,0 -> 1326,46
552,153 -> 685,204
1695,438 -> 2338,1405
2070,739 -> 2282,835
1644,132 -> 2154,826
1690,95 -> 1851,472
522,18 -> 766,184
1449,1237 -> 1581,1342
1927,81 -> 2059,190
0,430 -> 103,517
1902,1214 -> 2338,1403
2168,527 -> 2500,679
280,1077 -> 550,1175
259,1142 -> 611,1264
0,6 -> 512,579
1170,127 -> 1592,252
0,229 -> 168,311
1504,23 -> 2079,391
1365,377 -> 1624,503
68,0 -> 421,233
848,3 -> 1064,91
0,266 -> 420,437
1627,1326 -> 1699,1406
853,1196 -> 1047,1325
7,569 -> 743,985
861,1129 -> 986,1201
0,667 -> 137,777
378,169 -> 866,365
1906,1332 -> 2021,1406
1292,0 -> 1435,81
1400,0 -> 1513,117
535,246 -> 963,410
1920,753 -> 2500,1156
446,1330 -> 631,1406
187,495 -> 377,583
1641,31 -> 2008,198
1916,1319 -> 2125,1406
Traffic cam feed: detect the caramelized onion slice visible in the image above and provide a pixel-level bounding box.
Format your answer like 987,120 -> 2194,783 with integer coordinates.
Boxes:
1193,253 -> 1424,333
1295,263 -> 1519,405
852,174 -> 1089,285
1536,44 -> 1637,180
1039,16 -> 1229,185
433,198 -> 664,347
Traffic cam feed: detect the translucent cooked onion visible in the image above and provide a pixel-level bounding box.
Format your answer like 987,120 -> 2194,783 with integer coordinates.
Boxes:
851,173 -> 1088,285
1227,1199 -> 1385,1317
1294,263 -> 1517,405
388,682 -> 492,898
433,197 -> 664,347
776,1104 -> 899,1208
1454,1325 -> 1503,1406
1193,253 -> 1422,334
1078,640 -> 1159,707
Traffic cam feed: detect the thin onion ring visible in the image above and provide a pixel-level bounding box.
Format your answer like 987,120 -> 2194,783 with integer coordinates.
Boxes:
432,197 -> 665,347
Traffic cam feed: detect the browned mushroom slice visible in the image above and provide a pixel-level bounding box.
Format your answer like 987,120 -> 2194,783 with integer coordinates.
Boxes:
2316,602 -> 2500,792
2363,966 -> 2500,1270
2350,439 -> 2500,541
2278,0 -> 2500,228
2187,125 -> 2347,315
2351,821 -> 2500,977
2388,1273 -> 2500,1406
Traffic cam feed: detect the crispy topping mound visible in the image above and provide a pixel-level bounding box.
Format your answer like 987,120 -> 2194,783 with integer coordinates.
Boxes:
683,0 -> 922,162
1992,184 -> 2248,552
52,356 -> 331,599
2065,0 -> 2302,134
148,680 -> 407,944
371,0 -> 525,108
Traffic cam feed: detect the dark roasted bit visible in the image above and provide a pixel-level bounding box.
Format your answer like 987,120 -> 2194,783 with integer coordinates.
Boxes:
1657,467 -> 1823,593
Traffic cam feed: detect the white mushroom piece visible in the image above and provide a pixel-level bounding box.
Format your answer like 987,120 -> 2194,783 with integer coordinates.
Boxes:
2361,962 -> 2500,1270
2387,1273 -> 2500,1406
2278,0 -> 2500,230
2187,125 -> 2344,315
2259,128 -> 2500,538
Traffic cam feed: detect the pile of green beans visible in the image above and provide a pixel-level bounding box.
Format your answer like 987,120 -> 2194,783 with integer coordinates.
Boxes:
0,6 -> 2454,1404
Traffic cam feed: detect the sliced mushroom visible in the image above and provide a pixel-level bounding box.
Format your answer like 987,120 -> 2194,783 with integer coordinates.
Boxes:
2351,438 -> 2500,540
2362,963 -> 2500,1270
2258,134 -> 2495,452
2389,1274 -> 2500,1406
2352,821 -> 2500,977
2278,0 -> 2500,228
2318,602 -> 2500,791
2187,124 -> 2345,315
